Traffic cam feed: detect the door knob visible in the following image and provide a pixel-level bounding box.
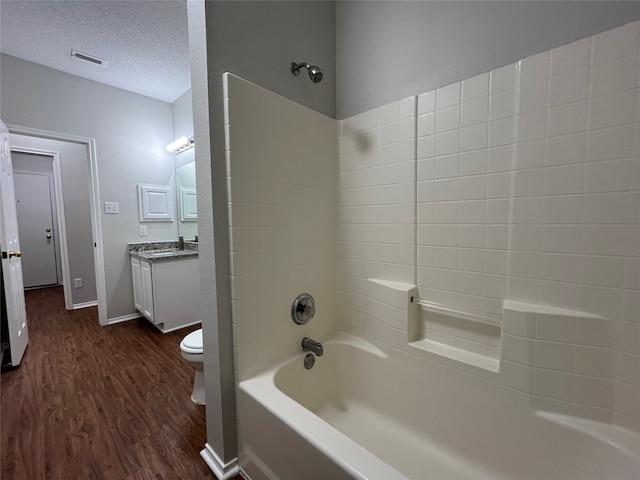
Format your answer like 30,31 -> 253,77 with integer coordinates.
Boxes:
45,228 -> 52,233
8,251 -> 22,258
46,234 -> 52,239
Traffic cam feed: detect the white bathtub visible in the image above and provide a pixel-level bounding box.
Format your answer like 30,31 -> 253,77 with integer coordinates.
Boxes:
238,333 -> 640,480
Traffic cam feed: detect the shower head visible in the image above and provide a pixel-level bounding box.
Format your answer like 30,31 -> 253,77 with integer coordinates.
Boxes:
308,65 -> 323,83
291,62 -> 323,83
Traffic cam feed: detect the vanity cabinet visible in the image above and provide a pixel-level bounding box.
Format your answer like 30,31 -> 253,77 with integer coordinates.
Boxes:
130,256 -> 199,333
131,257 -> 144,313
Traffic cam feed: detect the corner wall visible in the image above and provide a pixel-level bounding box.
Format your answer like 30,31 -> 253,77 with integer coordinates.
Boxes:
195,1 -> 337,470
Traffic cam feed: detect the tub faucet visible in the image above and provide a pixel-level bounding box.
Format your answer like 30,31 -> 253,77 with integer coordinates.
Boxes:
301,337 -> 323,357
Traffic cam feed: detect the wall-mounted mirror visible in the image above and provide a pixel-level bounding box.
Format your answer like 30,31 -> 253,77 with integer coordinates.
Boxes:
171,89 -> 197,240
175,147 -> 197,239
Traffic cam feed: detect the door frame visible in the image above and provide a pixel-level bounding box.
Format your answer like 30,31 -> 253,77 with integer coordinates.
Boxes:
7,124 -> 107,325
13,151 -> 70,302
13,168 -> 64,287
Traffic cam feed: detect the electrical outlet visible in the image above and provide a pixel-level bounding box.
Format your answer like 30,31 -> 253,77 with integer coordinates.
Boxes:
74,278 -> 83,288
104,202 -> 119,214
139,225 -> 148,237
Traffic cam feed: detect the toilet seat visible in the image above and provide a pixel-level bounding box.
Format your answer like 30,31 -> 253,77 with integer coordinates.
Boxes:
181,328 -> 203,354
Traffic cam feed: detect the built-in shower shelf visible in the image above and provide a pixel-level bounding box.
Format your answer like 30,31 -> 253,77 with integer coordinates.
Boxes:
410,296 -> 501,326
408,299 -> 501,373
409,338 -> 500,373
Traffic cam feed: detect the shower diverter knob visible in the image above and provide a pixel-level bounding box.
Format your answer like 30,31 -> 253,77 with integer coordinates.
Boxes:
291,293 -> 316,325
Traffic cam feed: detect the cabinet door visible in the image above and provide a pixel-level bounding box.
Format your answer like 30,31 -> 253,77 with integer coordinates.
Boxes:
140,260 -> 154,322
131,257 -> 143,312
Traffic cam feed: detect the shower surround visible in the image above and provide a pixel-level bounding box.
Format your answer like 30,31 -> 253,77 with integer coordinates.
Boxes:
338,19 -> 640,430
226,20 -> 639,479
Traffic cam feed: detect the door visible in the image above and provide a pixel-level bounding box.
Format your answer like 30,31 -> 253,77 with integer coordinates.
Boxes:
131,257 -> 143,312
140,260 -> 154,322
14,172 -> 58,287
0,120 -> 29,365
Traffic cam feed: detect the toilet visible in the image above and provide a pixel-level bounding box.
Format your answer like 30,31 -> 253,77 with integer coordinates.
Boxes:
180,328 -> 205,405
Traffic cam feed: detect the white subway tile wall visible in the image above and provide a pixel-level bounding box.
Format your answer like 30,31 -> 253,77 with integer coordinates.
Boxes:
338,95 -> 418,339
337,21 -> 639,430
224,74 -> 338,381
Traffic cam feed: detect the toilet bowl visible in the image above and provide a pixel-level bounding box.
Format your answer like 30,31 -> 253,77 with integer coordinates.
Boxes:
180,328 -> 205,405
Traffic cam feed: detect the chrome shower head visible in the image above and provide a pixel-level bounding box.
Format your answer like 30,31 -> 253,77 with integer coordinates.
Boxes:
307,65 -> 323,83
291,62 -> 323,83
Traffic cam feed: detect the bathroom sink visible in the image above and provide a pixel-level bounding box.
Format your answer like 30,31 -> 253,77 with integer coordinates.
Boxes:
149,251 -> 179,257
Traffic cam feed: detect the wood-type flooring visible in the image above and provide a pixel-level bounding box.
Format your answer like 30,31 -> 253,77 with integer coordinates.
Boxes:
1,286 -> 221,480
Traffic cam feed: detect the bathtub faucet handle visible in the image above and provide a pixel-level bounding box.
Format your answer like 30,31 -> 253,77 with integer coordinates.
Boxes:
303,304 -> 315,317
301,336 -> 323,357
291,293 -> 316,325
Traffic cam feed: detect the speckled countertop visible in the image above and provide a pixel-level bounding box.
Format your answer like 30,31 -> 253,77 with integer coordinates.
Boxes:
128,241 -> 198,262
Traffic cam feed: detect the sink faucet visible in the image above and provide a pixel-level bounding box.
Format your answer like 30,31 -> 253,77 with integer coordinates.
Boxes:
301,337 -> 323,356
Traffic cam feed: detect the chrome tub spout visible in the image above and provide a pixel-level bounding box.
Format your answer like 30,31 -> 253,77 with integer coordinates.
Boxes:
301,337 -> 323,356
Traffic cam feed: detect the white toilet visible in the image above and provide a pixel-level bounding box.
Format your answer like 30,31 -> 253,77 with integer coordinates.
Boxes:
180,328 -> 205,405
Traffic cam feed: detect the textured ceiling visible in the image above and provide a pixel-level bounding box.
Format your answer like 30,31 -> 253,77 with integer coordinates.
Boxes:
0,0 -> 190,103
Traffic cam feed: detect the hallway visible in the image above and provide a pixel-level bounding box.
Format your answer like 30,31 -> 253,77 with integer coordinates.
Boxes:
1,287 -> 214,479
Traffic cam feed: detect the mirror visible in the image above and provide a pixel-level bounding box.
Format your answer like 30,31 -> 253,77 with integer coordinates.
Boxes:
175,147 -> 197,240
172,89 -> 196,240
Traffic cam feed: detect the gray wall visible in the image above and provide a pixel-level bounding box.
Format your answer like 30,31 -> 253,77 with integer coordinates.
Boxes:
336,1 -> 640,118
10,143 -> 96,304
187,0 -> 337,469
172,89 -> 194,159
188,0 -> 237,468
208,1 -> 336,118
1,54 -> 177,320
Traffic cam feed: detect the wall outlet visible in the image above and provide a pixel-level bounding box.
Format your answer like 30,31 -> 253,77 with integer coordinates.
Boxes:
104,202 -> 120,214
74,278 -> 83,288
139,225 -> 148,237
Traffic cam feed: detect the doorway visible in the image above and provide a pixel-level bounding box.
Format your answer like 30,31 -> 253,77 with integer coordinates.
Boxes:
14,152 -> 63,289
7,128 -> 106,324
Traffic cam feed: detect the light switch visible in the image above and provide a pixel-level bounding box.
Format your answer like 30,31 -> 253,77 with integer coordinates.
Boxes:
104,202 -> 120,214
139,225 -> 148,237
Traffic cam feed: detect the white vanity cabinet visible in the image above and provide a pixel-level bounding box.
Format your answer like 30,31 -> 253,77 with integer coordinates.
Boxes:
130,256 -> 199,333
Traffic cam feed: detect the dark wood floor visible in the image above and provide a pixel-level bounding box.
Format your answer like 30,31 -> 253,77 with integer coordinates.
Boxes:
1,287 -> 217,480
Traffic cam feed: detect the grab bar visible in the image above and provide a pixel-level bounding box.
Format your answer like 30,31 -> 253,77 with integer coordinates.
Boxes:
410,296 -> 502,326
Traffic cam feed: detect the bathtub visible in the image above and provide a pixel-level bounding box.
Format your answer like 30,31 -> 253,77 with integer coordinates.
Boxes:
238,333 -> 640,480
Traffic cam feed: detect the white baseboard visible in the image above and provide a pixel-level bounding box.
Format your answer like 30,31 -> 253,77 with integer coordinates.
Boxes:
200,443 -> 239,480
106,313 -> 141,325
72,300 -> 98,310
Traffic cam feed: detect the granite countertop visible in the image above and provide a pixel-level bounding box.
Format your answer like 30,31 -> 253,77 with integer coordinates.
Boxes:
128,241 -> 198,262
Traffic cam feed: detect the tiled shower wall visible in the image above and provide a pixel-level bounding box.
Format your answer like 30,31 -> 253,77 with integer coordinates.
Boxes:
224,74 -> 338,381
338,97 -> 417,337
338,21 -> 639,430
225,22 -> 638,431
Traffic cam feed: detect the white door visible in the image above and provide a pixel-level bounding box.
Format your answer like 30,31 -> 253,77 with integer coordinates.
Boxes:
131,257 -> 143,312
14,172 -> 58,287
140,260 -> 154,322
0,120 -> 29,366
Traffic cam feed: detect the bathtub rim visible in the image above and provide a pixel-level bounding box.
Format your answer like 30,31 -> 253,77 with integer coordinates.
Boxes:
238,332 -> 406,480
238,331 -> 640,479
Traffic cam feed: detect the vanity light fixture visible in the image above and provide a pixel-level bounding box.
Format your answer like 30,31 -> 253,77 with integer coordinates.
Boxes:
166,136 -> 195,153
